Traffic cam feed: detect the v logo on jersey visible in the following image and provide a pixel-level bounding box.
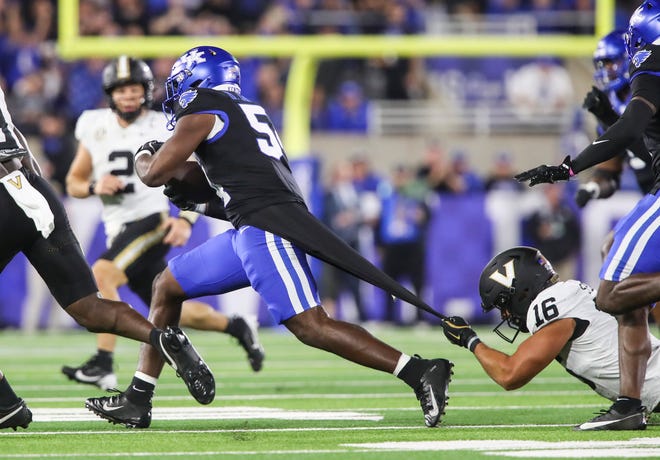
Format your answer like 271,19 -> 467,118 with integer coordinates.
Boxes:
7,174 -> 22,190
489,260 -> 515,288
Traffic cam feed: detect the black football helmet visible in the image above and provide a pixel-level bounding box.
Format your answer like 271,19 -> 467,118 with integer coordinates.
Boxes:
102,56 -> 154,121
479,246 -> 558,342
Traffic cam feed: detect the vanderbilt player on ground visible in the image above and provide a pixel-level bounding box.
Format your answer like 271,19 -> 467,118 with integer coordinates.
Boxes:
515,0 -> 660,431
441,247 -> 659,430
0,84 -> 213,430
63,56 -> 264,391
85,46 -> 453,430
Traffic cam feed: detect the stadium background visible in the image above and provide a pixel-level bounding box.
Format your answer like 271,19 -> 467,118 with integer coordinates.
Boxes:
0,0 -> 647,330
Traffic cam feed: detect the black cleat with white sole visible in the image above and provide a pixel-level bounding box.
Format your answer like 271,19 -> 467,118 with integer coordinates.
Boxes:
85,391 -> 151,429
0,399 -> 32,431
575,404 -> 647,431
61,355 -> 117,390
153,327 -> 215,405
228,316 -> 265,372
414,358 -> 453,427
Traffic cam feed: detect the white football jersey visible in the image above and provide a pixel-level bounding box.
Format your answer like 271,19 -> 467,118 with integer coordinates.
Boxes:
527,280 -> 660,413
75,109 -> 171,241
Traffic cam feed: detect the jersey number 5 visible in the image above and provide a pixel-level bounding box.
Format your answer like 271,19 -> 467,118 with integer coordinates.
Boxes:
240,104 -> 284,159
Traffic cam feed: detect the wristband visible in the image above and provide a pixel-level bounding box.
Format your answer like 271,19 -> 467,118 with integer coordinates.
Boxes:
178,210 -> 200,226
88,181 -> 96,195
467,336 -> 481,353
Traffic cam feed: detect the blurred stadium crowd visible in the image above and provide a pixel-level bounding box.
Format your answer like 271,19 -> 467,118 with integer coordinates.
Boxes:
0,1 -> 653,328
0,1 -> 642,190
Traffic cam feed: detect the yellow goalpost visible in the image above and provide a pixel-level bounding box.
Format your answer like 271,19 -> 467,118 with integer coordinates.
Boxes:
57,0 -> 615,157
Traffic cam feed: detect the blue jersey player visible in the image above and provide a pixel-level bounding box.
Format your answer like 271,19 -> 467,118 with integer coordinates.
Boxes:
84,46 -> 454,429
576,29 -> 654,207
516,0 -> 660,431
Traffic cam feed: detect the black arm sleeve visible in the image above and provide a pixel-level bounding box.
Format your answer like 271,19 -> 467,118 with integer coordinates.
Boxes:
571,98 -> 655,174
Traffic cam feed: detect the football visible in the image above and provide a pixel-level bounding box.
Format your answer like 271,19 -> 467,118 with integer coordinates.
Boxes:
166,161 -> 217,202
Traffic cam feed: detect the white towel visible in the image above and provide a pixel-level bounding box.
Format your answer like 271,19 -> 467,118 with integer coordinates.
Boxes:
1,170 -> 55,239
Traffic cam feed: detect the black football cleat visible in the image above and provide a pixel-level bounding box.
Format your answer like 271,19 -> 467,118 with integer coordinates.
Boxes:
575,404 -> 647,431
62,355 -> 117,390
414,358 -> 453,427
0,399 -> 32,431
153,327 -> 215,404
228,316 -> 265,372
85,391 -> 151,429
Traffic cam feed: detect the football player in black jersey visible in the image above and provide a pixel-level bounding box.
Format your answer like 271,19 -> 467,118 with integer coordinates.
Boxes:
0,86 -> 214,430
577,29 -> 654,208
515,0 -> 660,430
85,46 -> 453,429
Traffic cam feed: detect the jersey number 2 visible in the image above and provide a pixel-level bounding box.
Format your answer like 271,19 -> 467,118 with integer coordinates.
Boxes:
240,104 -> 284,159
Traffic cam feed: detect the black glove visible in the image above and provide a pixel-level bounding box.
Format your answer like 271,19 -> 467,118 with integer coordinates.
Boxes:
514,155 -> 573,187
134,140 -> 164,160
582,86 -> 619,126
164,181 -> 198,211
441,316 -> 481,352
574,182 -> 600,208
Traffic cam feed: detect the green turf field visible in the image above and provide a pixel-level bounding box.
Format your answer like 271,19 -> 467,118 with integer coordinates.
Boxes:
0,325 -> 657,459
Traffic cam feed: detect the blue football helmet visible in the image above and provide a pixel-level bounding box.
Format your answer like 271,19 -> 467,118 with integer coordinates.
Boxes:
626,0 -> 660,58
163,46 -> 240,129
593,30 -> 629,92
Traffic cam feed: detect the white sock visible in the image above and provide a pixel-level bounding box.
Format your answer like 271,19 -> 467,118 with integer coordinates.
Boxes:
134,371 -> 158,386
392,353 -> 411,377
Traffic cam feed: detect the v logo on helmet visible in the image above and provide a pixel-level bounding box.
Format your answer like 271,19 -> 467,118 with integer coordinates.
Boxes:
489,260 -> 515,288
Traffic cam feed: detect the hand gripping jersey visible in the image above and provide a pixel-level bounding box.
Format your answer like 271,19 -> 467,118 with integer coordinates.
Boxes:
75,109 -> 171,241
173,88 -> 305,227
527,280 -> 660,413
629,44 -> 660,191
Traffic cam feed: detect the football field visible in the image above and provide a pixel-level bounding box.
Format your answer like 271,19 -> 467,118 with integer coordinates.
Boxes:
0,325 -> 658,459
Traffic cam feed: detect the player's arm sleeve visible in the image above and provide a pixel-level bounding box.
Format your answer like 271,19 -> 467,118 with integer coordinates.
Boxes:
571,99 -> 654,174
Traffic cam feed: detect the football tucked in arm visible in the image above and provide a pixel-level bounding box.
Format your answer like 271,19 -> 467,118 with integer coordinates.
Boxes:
166,161 -> 217,203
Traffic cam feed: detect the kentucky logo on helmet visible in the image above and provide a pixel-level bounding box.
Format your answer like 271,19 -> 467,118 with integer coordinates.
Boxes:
178,89 -> 197,108
632,49 -> 652,67
173,49 -> 207,73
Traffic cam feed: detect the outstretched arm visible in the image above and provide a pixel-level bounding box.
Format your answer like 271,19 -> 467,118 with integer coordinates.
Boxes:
473,318 -> 575,390
517,74 -> 659,187
443,316 -> 575,390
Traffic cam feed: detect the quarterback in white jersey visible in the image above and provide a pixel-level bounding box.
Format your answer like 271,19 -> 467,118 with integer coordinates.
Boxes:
441,246 -> 659,430
74,108 -> 171,242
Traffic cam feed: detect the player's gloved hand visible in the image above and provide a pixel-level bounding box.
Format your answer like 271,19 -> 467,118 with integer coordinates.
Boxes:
582,86 -> 619,124
441,316 -> 481,352
515,155 -> 574,187
574,182 -> 600,208
134,140 -> 164,160
164,181 -> 197,211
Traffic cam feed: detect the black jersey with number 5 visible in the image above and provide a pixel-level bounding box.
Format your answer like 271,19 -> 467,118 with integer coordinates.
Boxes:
629,44 -> 660,185
174,88 -> 306,227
